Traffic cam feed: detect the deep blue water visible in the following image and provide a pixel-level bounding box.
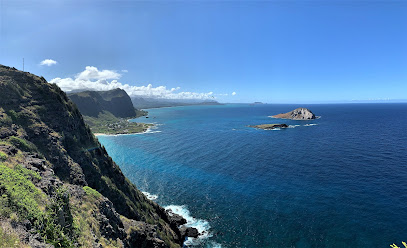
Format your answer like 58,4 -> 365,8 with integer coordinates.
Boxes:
98,103 -> 407,248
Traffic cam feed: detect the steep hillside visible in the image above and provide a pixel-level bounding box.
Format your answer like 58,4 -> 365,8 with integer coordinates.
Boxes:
68,89 -> 138,118
0,65 -> 187,247
68,89 -> 148,135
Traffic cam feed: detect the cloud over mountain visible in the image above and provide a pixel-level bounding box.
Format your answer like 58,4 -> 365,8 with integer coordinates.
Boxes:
40,59 -> 58,66
50,66 -> 215,100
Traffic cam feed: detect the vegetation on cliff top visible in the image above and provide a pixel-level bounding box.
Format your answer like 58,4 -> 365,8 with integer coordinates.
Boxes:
68,89 -> 150,135
82,110 -> 151,135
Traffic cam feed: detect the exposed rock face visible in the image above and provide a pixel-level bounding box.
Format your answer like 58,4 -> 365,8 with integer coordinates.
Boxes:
166,209 -> 187,226
249,124 -> 288,130
180,226 -> 199,238
272,108 -> 316,120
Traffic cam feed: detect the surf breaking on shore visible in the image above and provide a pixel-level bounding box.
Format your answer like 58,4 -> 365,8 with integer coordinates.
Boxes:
141,192 -> 221,247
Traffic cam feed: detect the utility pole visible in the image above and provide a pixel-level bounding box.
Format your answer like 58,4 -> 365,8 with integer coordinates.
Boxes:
23,58 -> 24,71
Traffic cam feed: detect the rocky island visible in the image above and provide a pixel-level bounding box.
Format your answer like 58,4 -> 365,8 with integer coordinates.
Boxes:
271,107 -> 316,120
249,124 -> 288,130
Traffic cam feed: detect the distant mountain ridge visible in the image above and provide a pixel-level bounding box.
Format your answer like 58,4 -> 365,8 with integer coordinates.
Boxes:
131,96 -> 222,109
68,89 -> 137,118
67,88 -> 221,113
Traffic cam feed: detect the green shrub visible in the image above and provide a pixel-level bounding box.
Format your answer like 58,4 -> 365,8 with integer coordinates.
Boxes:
0,151 -> 7,161
0,114 -> 12,126
8,136 -> 37,152
36,187 -> 76,248
83,186 -> 102,199
6,110 -> 19,122
15,164 -> 41,181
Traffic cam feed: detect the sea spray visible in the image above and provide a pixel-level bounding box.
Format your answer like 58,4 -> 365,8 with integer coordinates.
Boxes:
164,205 -> 221,247
142,191 -> 158,200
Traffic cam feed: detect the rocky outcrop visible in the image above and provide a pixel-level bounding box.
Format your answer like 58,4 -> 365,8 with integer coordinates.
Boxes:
166,209 -> 187,226
272,108 -> 316,120
180,226 -> 199,239
249,124 -> 288,130
0,220 -> 54,248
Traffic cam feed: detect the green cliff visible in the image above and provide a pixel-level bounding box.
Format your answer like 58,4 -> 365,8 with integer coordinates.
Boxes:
68,89 -> 148,135
68,89 -> 138,118
0,65 -> 184,247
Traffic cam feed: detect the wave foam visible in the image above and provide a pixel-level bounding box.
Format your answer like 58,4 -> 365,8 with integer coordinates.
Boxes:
145,130 -> 162,134
164,205 -> 221,247
288,125 -> 301,128
304,124 -> 318,127
141,191 -> 158,200
143,123 -> 163,134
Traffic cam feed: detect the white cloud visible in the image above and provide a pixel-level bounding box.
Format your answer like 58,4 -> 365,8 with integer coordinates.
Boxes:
76,66 -> 121,81
40,59 -> 58,66
232,92 -> 237,96
121,70 -> 128,73
50,66 -> 215,100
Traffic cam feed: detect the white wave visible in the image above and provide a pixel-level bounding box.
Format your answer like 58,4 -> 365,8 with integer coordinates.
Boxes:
304,124 -> 318,126
288,125 -> 301,128
142,191 -> 158,200
164,205 -> 220,247
210,242 -> 223,248
143,124 -> 162,134
145,130 -> 162,134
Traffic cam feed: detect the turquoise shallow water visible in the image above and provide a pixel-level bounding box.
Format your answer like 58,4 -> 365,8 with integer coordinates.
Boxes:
98,103 -> 407,247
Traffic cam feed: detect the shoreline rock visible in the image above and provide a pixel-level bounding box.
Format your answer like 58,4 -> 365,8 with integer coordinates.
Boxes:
180,226 -> 200,239
249,124 -> 288,130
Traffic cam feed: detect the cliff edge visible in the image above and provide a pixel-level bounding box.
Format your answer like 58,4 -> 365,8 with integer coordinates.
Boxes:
68,89 -> 138,118
0,65 -> 186,247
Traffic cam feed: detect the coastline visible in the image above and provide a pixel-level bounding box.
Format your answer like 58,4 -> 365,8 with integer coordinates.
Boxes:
94,124 -> 156,136
140,190 -> 222,248
98,112 -> 219,246
75,92 -> 407,247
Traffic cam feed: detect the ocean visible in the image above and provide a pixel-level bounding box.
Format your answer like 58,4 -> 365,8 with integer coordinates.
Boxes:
97,103 -> 407,248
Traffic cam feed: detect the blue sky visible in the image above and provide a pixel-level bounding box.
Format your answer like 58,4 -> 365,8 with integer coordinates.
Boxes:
1,0 -> 406,103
